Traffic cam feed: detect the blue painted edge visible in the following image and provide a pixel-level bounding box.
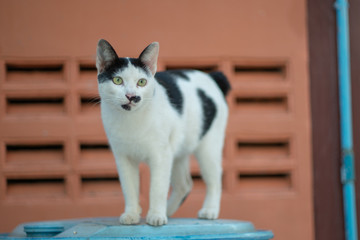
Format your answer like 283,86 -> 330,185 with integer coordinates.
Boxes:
0,231 -> 274,240
334,0 -> 358,240
0,218 -> 274,240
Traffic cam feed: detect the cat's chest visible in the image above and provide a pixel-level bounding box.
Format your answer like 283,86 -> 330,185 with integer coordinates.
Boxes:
102,103 -> 170,142
102,115 -> 154,159
102,112 -> 152,141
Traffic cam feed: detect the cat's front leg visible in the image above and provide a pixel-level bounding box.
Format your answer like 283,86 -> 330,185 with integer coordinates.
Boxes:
115,156 -> 141,225
146,150 -> 173,226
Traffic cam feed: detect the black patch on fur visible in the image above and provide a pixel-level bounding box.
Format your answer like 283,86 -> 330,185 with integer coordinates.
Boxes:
197,89 -> 217,138
130,96 -> 141,103
98,58 -> 129,83
167,69 -> 193,80
98,58 -> 150,83
129,58 -> 150,75
209,71 -> 231,97
121,104 -> 131,111
155,71 -> 184,114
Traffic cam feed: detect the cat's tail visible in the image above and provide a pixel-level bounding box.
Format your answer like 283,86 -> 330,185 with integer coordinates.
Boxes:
209,71 -> 231,97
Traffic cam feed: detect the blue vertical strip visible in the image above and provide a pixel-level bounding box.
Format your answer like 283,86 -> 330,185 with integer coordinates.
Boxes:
334,0 -> 358,240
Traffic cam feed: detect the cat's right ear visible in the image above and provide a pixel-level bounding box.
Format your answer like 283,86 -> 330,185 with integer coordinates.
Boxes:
139,42 -> 159,76
96,39 -> 118,74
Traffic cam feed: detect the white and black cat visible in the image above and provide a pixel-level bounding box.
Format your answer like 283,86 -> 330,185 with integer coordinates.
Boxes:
96,39 -> 230,226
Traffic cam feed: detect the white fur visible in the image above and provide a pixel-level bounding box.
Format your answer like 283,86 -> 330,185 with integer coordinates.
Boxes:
97,41 -> 228,226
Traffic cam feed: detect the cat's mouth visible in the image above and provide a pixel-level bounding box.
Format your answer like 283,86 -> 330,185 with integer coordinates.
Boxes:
121,102 -> 135,111
122,100 -> 140,111
121,96 -> 141,111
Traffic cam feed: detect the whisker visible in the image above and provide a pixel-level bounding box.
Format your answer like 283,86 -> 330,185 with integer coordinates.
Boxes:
83,96 -> 101,105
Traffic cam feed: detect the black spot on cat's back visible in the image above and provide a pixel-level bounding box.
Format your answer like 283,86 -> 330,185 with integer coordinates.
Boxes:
197,89 -> 217,138
166,69 -> 194,80
209,71 -> 231,98
155,72 -> 184,115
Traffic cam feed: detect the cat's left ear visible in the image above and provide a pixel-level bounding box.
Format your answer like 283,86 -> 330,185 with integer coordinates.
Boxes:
139,42 -> 159,76
96,39 -> 119,74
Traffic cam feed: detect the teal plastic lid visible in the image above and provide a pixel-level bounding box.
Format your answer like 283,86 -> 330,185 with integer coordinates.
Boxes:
24,223 -> 64,237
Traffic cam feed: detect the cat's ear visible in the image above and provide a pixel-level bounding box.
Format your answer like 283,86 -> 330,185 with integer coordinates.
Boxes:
96,39 -> 118,74
139,42 -> 159,76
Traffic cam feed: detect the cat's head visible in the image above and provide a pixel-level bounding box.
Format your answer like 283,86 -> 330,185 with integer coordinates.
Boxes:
96,39 -> 159,112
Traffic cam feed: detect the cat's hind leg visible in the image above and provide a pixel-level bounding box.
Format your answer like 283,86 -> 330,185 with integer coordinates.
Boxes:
166,156 -> 193,217
195,136 -> 223,220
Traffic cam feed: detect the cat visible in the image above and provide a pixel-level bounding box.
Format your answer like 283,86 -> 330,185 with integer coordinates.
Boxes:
96,39 -> 230,226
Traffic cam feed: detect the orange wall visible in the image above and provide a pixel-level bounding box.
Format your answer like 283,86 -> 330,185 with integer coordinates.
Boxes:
0,1 -> 313,240
0,0 -> 307,58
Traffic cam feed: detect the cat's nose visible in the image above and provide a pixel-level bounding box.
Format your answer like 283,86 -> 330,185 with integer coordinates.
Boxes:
126,94 -> 141,103
125,94 -> 135,100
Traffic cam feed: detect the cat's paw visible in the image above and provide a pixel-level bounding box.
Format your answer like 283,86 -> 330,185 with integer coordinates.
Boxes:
119,212 -> 141,225
146,211 -> 168,226
198,207 -> 219,220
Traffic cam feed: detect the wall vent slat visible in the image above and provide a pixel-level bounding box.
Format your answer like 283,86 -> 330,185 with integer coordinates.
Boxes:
238,172 -> 292,190
6,178 -> 66,198
165,64 -> 218,73
81,176 -> 121,197
6,97 -> 65,115
80,143 -> 113,164
6,63 -> 64,83
236,140 -> 290,159
79,63 -> 97,83
80,96 -> 100,115
233,63 -> 286,82
234,95 -> 288,112
6,143 -> 64,165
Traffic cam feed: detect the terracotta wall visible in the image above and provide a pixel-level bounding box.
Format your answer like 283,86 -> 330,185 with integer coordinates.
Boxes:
0,1 -> 313,239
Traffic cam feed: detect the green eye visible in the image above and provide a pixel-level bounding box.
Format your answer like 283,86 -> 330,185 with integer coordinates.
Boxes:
112,77 -> 123,85
137,78 -> 147,87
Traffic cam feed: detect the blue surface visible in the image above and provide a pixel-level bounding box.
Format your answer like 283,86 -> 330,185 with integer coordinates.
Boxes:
0,218 -> 273,240
334,0 -> 358,240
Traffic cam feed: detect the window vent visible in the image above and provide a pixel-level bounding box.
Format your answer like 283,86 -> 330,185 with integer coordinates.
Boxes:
166,64 -> 218,73
79,63 -> 97,82
234,65 -> 285,75
6,143 -> 64,165
233,63 -> 286,82
6,97 -> 65,115
80,96 -> 100,114
237,140 -> 290,159
238,172 -> 292,190
234,95 -> 288,112
7,178 -> 66,198
80,143 -> 113,163
81,176 -> 121,197
6,63 -> 64,83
